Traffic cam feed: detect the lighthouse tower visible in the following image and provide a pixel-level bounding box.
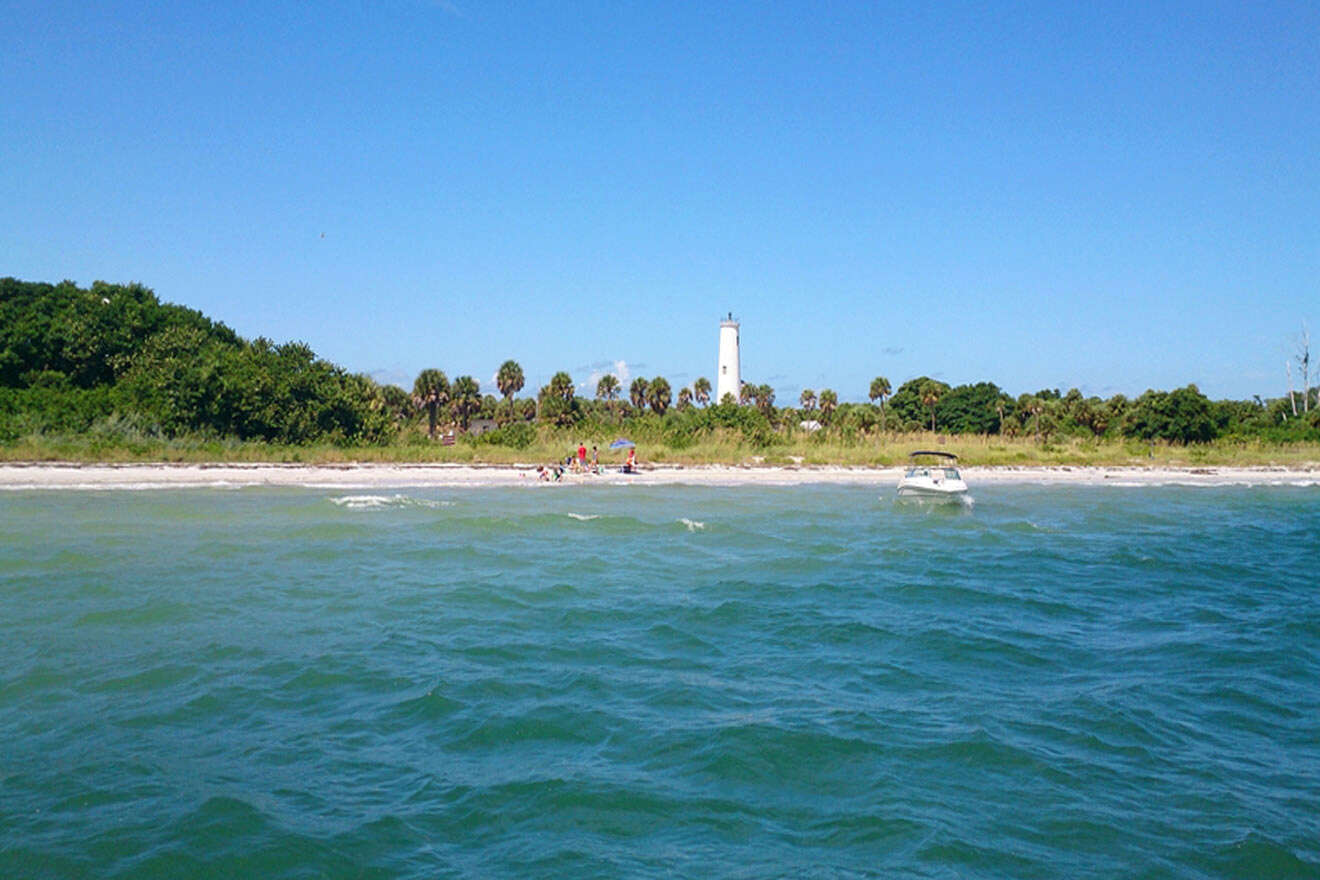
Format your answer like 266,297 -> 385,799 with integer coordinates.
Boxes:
716,313 -> 741,405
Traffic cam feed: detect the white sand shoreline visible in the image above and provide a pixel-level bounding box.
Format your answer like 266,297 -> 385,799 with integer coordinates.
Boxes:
1,462 -> 1317,490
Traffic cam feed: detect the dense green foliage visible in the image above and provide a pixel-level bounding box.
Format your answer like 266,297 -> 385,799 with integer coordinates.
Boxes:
1,278 -> 392,444
3,276 -> 1316,454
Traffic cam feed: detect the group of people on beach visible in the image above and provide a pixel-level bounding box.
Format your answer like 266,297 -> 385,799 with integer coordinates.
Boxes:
536,442 -> 636,481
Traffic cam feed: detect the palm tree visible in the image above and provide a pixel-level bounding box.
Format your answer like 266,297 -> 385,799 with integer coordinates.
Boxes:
920,381 -> 942,432
450,375 -> 481,430
412,369 -> 450,439
629,377 -> 649,410
739,382 -> 755,406
596,373 -> 620,420
648,376 -> 672,415
870,376 -> 891,431
818,388 -> 838,423
756,384 -> 775,417
677,386 -> 693,410
799,388 -> 816,412
538,371 -> 577,427
1026,395 -> 1045,443
693,377 -> 712,406
496,360 -> 524,419
596,374 -> 620,402
548,371 -> 574,402
380,384 -> 411,423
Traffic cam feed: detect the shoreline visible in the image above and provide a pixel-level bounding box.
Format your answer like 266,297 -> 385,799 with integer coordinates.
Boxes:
1,461 -> 1318,490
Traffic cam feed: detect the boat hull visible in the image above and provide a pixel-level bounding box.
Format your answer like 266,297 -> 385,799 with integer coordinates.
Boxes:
896,479 -> 969,499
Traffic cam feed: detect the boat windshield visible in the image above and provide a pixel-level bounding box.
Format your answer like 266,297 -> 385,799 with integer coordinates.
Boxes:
903,466 -> 961,480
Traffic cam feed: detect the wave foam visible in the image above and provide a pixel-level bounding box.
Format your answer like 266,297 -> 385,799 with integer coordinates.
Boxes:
329,494 -> 452,510
679,517 -> 705,531
566,513 -> 600,521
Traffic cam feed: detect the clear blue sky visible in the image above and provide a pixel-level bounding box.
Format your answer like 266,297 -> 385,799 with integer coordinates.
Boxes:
3,1 -> 1316,401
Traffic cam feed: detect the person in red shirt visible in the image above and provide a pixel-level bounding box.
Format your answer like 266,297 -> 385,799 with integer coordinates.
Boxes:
577,442 -> 587,472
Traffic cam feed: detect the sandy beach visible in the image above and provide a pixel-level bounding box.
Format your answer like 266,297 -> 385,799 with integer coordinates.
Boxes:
1,462 -> 1317,490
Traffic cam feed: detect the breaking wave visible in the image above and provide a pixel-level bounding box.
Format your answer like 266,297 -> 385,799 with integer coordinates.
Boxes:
329,494 -> 453,510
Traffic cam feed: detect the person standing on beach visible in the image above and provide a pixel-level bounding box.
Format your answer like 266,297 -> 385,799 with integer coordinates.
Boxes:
577,442 -> 587,472
590,445 -> 598,472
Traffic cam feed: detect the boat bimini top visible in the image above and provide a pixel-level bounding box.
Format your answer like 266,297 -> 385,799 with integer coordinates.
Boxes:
904,450 -> 962,480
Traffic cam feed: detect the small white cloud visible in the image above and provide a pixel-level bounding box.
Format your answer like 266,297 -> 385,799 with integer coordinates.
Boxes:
584,358 -> 633,394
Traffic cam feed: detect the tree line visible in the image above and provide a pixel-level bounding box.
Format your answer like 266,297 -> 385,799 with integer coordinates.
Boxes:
2,278 -> 1316,447
396,366 -> 1318,448
0,278 -> 393,444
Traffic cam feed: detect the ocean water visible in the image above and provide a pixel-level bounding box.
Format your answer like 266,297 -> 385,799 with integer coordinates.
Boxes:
1,483 -> 1317,879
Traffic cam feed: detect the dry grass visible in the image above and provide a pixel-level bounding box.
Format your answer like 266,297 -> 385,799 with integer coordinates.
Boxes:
3,429 -> 1318,469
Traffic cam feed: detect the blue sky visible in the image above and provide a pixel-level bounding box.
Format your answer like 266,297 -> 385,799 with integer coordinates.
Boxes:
3,1 -> 1316,401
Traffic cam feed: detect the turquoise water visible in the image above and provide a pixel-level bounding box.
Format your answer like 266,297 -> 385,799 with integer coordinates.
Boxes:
1,484 -> 1317,878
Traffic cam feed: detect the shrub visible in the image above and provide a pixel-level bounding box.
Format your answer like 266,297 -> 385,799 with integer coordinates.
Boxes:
479,421 -> 536,449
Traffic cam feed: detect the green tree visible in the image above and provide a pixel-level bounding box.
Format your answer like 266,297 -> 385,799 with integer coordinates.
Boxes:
1103,395 -> 1129,437
994,392 -> 1014,435
1123,385 -> 1219,443
934,382 -> 1003,434
920,380 -> 943,432
496,360 -> 524,418
450,375 -> 481,430
691,377 -> 712,408
596,374 -> 620,402
0,278 -> 235,390
869,376 -> 892,431
648,376 -> 672,415
412,369 -> 450,439
1023,394 -> 1045,442
799,388 -> 816,412
539,371 -> 579,427
545,371 -> 575,406
693,377 -> 712,406
756,383 -> 776,418
677,386 -> 693,410
889,377 -> 950,430
818,388 -> 838,423
379,384 -> 412,423
629,377 -> 649,410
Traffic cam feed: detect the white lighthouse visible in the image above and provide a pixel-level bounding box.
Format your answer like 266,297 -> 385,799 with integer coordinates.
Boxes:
716,313 -> 741,405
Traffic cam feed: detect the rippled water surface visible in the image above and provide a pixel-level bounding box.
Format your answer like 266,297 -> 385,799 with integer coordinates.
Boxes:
2,484 -> 1318,878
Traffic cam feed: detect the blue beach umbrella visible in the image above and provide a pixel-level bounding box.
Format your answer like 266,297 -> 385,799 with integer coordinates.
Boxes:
609,438 -> 635,449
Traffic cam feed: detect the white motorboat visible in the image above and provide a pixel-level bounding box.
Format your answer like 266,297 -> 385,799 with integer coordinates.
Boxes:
896,451 -> 968,499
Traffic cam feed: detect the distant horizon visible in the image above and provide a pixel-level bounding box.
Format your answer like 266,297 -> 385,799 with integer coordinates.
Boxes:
4,2 -> 1315,402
